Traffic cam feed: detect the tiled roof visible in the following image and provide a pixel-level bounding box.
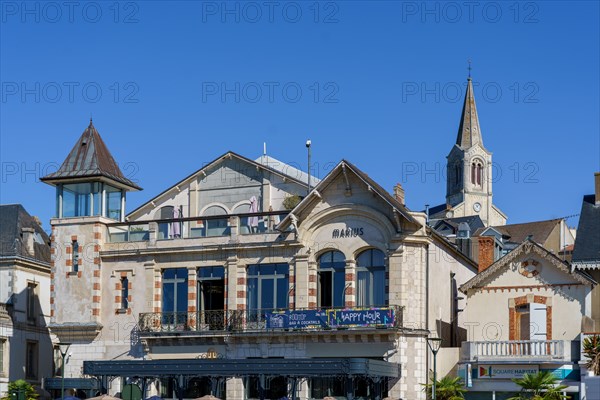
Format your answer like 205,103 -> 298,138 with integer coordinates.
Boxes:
0,204 -> 50,264
573,194 -> 600,264
41,120 -> 141,190
477,219 -> 561,244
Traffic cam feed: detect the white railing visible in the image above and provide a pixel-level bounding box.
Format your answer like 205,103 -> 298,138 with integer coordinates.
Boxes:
463,340 -> 566,361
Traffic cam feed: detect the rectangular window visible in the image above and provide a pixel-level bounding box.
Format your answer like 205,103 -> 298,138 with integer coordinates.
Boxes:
106,185 -> 122,220
121,277 -> 129,310
27,283 -> 37,322
72,240 -> 79,272
247,264 -> 289,327
25,341 -> 38,379
162,268 -> 188,327
0,339 -> 5,374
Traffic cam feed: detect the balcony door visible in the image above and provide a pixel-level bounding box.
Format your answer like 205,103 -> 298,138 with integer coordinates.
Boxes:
197,266 -> 225,330
516,303 -> 547,340
318,251 -> 346,308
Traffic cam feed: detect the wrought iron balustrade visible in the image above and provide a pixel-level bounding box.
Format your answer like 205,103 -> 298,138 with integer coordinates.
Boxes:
138,306 -> 402,335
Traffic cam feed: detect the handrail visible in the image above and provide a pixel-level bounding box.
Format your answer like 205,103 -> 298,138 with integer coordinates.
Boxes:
138,306 -> 403,334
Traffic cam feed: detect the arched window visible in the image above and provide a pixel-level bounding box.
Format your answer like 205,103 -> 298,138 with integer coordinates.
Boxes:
356,249 -> 386,307
471,160 -> 483,187
318,251 -> 346,308
157,206 -> 174,240
202,205 -> 229,237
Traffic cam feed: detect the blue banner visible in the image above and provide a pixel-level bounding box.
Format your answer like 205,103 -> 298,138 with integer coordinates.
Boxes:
265,308 -> 395,329
327,308 -> 395,328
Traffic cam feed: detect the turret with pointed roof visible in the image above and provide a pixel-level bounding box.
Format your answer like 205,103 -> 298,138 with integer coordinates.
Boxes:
41,119 -> 141,191
42,121 -> 141,221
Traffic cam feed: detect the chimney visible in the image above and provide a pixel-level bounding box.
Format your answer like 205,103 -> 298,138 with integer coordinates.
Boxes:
393,183 -> 405,205
477,236 -> 495,273
595,172 -> 600,205
21,227 -> 35,256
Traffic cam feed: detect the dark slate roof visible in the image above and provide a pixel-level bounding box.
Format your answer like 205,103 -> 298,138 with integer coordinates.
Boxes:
475,219 -> 561,245
573,195 -> 600,263
456,78 -> 484,149
41,120 -> 141,190
433,215 -> 484,234
0,204 -> 51,264
426,203 -> 449,220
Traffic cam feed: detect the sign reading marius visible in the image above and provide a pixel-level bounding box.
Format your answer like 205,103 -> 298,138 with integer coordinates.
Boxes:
332,227 -> 364,239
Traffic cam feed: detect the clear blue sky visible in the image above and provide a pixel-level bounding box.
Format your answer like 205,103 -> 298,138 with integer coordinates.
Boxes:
1,1 -> 599,231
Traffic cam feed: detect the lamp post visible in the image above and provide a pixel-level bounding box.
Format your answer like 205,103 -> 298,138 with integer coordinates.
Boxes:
426,337 -> 442,400
306,140 -> 312,194
58,343 -> 71,400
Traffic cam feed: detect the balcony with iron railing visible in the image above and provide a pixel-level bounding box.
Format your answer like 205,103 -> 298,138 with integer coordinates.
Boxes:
138,306 -> 402,337
105,210 -> 291,244
461,340 -> 574,363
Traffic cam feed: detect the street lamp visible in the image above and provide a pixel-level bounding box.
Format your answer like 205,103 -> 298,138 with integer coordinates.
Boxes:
58,343 -> 71,400
306,139 -> 312,194
426,337 -> 442,400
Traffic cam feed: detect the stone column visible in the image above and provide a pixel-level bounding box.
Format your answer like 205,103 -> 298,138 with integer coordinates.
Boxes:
294,255 -> 309,309
345,259 -> 356,307
187,267 -> 197,329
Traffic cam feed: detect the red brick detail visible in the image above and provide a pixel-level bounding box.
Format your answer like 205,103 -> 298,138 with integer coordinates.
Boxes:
188,305 -> 197,312
50,248 -> 55,255
50,310 -> 54,317
128,282 -> 133,289
50,285 -> 54,292
71,235 -> 78,241
93,296 -> 101,303
346,287 -> 355,295
127,309 -> 131,315
93,270 -> 100,277
50,297 -> 54,304
115,296 -> 121,303
345,300 -> 356,307
237,277 -> 246,285
188,279 -> 196,287
345,273 -> 354,280
309,275 -> 317,283
309,302 -> 317,308
154,307 -> 161,312
115,282 -> 122,290
547,306 -> 552,340
127,295 -> 132,302
94,257 -> 101,265
93,283 -> 100,290
237,290 -> 246,299
308,288 -> 316,296
92,309 -> 100,316
154,294 -> 161,301
154,281 -> 161,288
478,236 -> 495,272
94,232 -> 101,239
66,247 -> 72,254
66,259 -> 72,266
188,293 -> 196,300
94,244 -> 100,252
77,271 -> 82,278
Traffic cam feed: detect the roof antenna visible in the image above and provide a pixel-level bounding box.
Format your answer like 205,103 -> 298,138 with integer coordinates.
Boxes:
89,113 -> 93,125
467,59 -> 472,80
263,142 -> 267,165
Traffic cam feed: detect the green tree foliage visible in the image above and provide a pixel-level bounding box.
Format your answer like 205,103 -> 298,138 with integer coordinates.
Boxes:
507,371 -> 568,400
1,380 -> 39,400
422,375 -> 467,400
583,334 -> 600,375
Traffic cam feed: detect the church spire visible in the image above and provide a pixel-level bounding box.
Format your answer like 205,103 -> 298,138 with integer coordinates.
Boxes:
455,77 -> 483,149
